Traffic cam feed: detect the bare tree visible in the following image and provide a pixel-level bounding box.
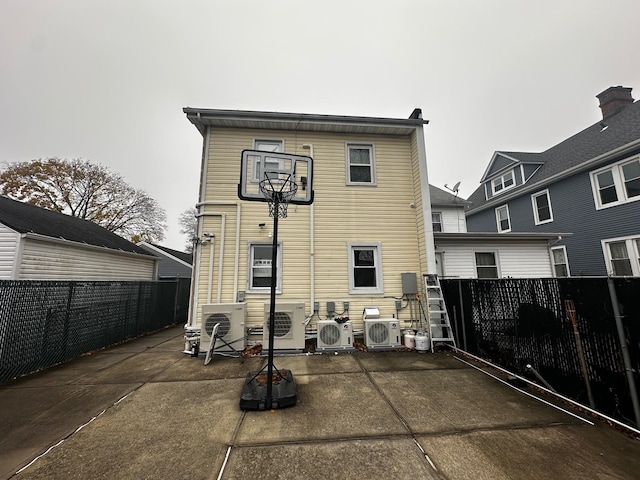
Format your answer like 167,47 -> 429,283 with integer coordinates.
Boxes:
0,157 -> 167,242
178,207 -> 198,252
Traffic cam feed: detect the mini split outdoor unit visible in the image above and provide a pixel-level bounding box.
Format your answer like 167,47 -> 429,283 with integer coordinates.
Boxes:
263,302 -> 306,350
316,319 -> 353,351
200,303 -> 246,353
363,307 -> 402,349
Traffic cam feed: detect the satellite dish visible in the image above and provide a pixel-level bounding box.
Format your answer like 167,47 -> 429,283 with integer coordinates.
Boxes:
444,181 -> 461,194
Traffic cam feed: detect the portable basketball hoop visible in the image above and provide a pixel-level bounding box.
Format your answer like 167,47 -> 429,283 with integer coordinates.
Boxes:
238,150 -> 314,411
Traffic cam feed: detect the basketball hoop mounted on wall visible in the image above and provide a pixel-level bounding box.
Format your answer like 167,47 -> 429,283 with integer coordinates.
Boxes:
238,149 -> 314,411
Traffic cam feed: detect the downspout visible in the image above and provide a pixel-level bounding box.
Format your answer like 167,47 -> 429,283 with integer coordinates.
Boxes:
416,125 -> 437,275
302,144 -> 315,313
217,214 -> 226,303
233,203 -> 241,303
206,235 -> 215,303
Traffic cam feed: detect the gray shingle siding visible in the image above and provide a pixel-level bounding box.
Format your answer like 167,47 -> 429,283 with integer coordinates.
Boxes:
486,154 -> 515,178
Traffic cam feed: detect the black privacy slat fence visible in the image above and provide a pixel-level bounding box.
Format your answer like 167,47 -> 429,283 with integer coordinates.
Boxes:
441,277 -> 640,429
0,278 -> 190,384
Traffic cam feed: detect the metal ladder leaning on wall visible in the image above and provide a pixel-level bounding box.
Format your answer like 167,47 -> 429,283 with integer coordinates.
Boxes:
423,274 -> 456,352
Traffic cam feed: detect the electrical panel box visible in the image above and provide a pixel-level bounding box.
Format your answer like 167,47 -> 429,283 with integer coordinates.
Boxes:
343,301 -> 350,311
327,301 -> 335,314
313,302 -> 320,312
401,273 -> 418,295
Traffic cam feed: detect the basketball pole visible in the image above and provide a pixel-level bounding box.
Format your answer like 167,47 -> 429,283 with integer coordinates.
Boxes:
265,191 -> 281,409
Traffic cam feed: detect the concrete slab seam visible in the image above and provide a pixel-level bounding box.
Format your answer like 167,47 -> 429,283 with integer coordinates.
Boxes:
454,356 -> 594,426
413,438 -> 437,471
216,446 -> 232,480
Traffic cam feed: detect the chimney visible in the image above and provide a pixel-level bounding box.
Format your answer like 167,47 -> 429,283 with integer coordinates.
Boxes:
596,86 -> 634,119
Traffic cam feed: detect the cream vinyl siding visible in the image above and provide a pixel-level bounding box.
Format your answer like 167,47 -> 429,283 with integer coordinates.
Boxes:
0,224 -> 19,280
200,128 -> 426,329
18,238 -> 156,280
437,241 -> 553,279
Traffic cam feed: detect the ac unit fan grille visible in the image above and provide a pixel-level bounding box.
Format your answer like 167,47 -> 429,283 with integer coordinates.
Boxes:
319,324 -> 341,345
205,313 -> 231,337
368,323 -> 389,344
271,312 -> 292,338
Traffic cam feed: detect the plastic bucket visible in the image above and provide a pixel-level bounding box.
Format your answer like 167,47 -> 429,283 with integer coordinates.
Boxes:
403,332 -> 415,349
414,332 -> 429,352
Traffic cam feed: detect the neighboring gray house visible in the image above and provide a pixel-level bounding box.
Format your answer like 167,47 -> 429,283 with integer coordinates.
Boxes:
466,86 -> 640,277
0,195 -> 158,280
429,185 -> 566,279
137,242 -> 192,279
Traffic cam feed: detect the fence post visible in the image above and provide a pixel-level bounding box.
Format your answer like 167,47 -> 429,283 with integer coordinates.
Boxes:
607,277 -> 640,427
458,279 -> 467,351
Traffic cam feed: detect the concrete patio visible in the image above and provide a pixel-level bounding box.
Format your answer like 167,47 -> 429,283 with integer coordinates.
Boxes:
1,324 -> 640,479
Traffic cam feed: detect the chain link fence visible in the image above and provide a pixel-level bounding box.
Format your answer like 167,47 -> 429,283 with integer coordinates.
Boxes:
0,278 -> 190,384
441,277 -> 640,429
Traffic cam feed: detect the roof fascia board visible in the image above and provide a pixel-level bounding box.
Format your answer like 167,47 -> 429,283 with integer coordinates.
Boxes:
434,232 -> 571,241
23,233 -> 158,261
468,137 -> 640,215
138,242 -> 192,268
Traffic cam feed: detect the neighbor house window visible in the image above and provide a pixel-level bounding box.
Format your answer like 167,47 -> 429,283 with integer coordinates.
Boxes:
252,139 -> 284,182
492,170 -> 515,194
591,156 -> 640,209
248,242 -> 282,292
348,243 -> 383,293
475,252 -> 499,279
532,190 -> 553,224
346,144 -> 376,185
495,205 -> 511,232
432,212 -> 443,232
551,246 -> 569,277
602,237 -> 640,276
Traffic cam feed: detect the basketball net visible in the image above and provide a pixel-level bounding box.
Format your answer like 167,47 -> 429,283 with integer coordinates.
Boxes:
259,175 -> 298,218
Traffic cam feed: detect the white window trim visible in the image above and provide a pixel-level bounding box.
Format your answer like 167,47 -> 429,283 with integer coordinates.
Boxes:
252,139 -> 284,182
491,169 -> 516,196
531,189 -> 554,225
473,250 -> 500,279
347,242 -> 383,294
495,205 -> 511,233
345,143 -> 377,186
601,235 -> 640,276
247,241 -> 283,293
550,245 -> 570,277
590,155 -> 640,210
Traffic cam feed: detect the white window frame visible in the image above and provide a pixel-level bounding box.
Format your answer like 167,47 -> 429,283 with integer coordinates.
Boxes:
247,241 -> 283,293
432,212 -> 443,232
474,251 -> 500,279
590,155 -> 640,210
347,242 -> 383,294
346,143 -> 376,186
491,169 -> 515,195
252,139 -> 284,182
531,189 -> 554,225
495,205 -> 511,233
601,235 -> 640,276
550,246 -> 570,277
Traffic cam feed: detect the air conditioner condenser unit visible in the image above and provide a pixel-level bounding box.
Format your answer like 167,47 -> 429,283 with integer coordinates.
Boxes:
364,318 -> 402,349
201,303 -> 246,353
263,302 -> 306,351
317,319 -> 353,351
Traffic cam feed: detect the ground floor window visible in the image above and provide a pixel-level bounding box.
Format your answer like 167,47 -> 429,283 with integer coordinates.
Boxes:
475,251 -> 499,278
247,242 -> 282,292
603,236 -> 640,276
551,246 -> 570,277
348,243 -> 383,293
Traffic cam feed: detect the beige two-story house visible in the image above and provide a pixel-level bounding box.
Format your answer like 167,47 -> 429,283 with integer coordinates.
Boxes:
183,108 -> 436,349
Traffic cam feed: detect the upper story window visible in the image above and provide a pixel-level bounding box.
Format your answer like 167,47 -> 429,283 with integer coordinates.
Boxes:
348,243 -> 383,294
252,139 -> 284,182
531,189 -> 553,225
491,170 -> 515,195
432,212 -> 442,232
591,156 -> 640,209
495,205 -> 511,233
346,144 -> 376,185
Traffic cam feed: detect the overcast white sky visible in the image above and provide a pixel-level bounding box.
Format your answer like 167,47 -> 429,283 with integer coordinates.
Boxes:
1,1 -> 639,250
